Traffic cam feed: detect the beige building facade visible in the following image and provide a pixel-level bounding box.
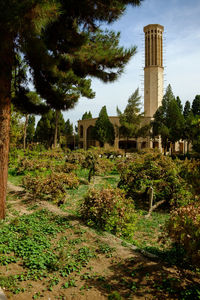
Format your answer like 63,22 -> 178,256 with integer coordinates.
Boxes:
78,24 -> 184,153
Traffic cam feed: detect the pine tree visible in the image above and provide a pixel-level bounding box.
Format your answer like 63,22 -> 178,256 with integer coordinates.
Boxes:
65,119 -> 73,136
35,110 -> 55,147
166,99 -> 185,144
117,88 -> 147,150
176,96 -> 183,112
94,106 -> 115,146
0,0 -> 143,218
152,84 -> 184,154
183,101 -> 191,119
192,95 -> 200,116
35,110 -> 65,147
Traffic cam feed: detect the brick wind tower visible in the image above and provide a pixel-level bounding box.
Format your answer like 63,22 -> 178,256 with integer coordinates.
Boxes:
143,24 -> 164,118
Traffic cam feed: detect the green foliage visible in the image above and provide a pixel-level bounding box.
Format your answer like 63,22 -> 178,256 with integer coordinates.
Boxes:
117,88 -> 146,141
23,172 -> 79,204
0,210 -> 70,270
81,149 -> 115,181
65,119 -> 73,136
10,104 -> 24,148
177,158 -> 200,195
152,85 -> 185,152
176,96 -> 183,112
35,110 -> 65,147
192,95 -> 200,116
82,151 -> 99,182
108,291 -> 122,300
93,106 -> 115,146
190,117 -> 200,153
82,111 -> 92,120
183,101 -> 191,119
118,150 -> 192,209
164,203 -> 200,266
80,187 -> 137,239
26,115 -> 35,144
3,0 -> 142,116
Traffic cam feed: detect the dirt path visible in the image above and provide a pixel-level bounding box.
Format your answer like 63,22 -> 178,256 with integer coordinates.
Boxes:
4,181 -> 200,300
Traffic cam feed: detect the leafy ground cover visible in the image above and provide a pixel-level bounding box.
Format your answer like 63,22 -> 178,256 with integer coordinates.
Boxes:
2,149 -> 200,299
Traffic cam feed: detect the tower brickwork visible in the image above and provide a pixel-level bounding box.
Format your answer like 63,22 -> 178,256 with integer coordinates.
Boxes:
144,24 -> 164,118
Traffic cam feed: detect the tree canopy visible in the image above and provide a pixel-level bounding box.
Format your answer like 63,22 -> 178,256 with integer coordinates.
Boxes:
117,88 -> 148,143
35,110 -> 65,147
93,106 -> 115,146
152,84 -> 184,153
0,0 -> 143,218
192,95 -> 200,116
82,111 -> 92,120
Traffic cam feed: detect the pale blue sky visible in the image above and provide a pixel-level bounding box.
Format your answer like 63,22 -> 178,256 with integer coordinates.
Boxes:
63,0 -> 200,126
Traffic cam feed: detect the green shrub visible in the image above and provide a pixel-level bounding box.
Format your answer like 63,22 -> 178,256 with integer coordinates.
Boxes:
118,150 -> 192,209
23,172 -> 79,204
164,203 -> 200,266
96,157 -> 114,175
80,187 -> 137,239
177,158 -> 200,195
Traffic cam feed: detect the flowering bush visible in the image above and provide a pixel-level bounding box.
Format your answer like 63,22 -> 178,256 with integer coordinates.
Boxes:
164,203 -> 200,266
80,187 -> 137,239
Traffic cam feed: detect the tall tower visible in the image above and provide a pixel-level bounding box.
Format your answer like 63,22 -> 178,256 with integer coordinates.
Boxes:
143,24 -> 164,118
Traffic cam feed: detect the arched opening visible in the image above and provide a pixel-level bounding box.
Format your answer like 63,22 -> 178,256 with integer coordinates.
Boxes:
80,125 -> 83,138
86,126 -> 95,149
141,141 -> 146,149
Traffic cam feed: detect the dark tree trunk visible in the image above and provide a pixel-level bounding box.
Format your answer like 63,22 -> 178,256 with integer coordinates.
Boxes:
0,31 -> 13,219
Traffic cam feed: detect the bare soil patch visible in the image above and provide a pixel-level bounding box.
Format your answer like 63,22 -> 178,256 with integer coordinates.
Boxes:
2,181 -> 200,300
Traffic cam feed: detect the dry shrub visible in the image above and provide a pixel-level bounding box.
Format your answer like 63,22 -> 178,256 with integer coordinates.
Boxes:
65,150 -> 86,165
16,158 -> 50,174
55,162 -> 78,173
23,172 -> 79,204
164,203 -> 200,266
80,187 -> 137,239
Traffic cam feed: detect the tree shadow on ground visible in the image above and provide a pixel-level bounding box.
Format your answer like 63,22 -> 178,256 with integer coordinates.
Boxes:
84,250 -> 200,299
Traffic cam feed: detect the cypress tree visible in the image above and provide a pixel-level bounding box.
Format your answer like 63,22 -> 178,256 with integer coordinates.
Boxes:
94,106 -> 115,146
152,84 -> 184,153
192,95 -> 200,116
183,101 -> 191,119
82,111 -> 92,120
